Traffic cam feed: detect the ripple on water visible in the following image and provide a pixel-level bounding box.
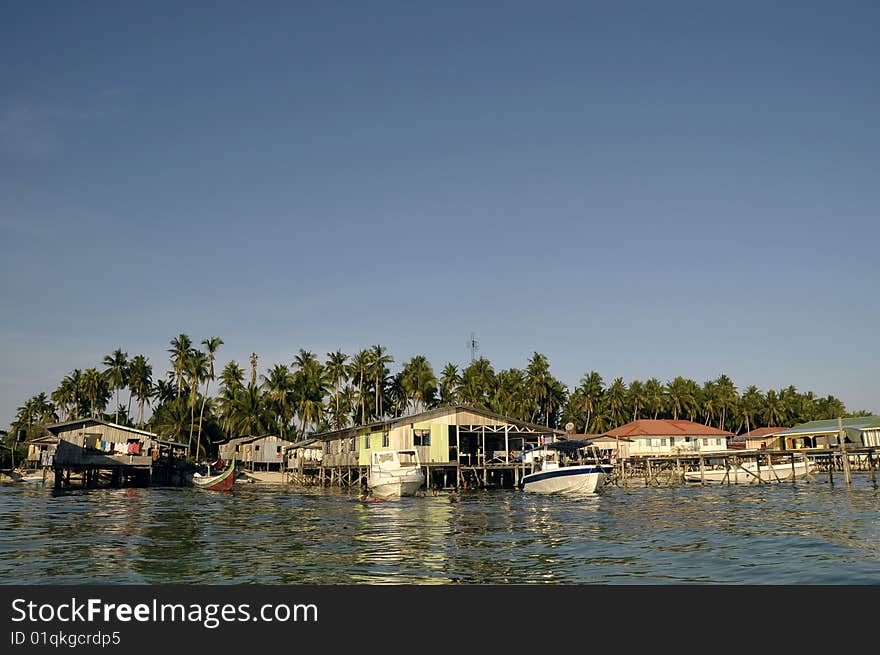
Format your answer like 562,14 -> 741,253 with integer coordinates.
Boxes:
1,474 -> 879,584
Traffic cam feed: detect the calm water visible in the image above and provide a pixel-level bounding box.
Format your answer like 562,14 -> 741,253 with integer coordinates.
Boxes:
1,475 -> 878,584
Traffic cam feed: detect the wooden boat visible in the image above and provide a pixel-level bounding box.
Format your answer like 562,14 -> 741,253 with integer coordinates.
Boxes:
683,458 -> 815,484
192,456 -> 236,491
519,441 -> 611,494
367,449 -> 425,498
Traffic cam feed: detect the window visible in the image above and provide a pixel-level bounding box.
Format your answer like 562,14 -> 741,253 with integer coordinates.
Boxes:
276,446 -> 282,454
364,434 -> 370,449
255,445 -> 260,452
716,438 -> 723,446
703,438 -> 709,446
349,438 -> 356,452
382,432 -> 389,448
660,438 -> 667,447
413,429 -> 431,447
323,442 -> 330,454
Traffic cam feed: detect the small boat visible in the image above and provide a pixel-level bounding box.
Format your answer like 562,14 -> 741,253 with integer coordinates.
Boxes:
367,449 -> 425,499
9,468 -> 49,484
683,458 -> 815,484
192,456 -> 236,492
519,441 -> 610,494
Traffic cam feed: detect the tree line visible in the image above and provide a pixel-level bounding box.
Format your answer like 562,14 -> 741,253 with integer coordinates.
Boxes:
7,334 -> 873,460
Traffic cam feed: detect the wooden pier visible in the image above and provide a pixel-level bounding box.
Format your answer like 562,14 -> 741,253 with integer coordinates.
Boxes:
608,447 -> 880,487
285,447 -> 879,492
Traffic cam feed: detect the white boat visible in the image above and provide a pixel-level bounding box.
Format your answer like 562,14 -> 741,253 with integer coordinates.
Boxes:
367,449 -> 425,499
519,442 -> 610,494
683,458 -> 815,484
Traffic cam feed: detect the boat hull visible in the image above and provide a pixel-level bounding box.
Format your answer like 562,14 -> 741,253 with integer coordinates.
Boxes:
684,461 -> 814,484
521,466 -> 607,494
368,466 -> 425,498
193,458 -> 236,491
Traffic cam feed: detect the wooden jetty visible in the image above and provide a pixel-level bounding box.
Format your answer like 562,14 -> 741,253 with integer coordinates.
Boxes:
607,447 -> 880,487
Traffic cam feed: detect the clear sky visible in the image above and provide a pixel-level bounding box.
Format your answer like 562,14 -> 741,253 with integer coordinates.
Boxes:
2,0 -> 878,425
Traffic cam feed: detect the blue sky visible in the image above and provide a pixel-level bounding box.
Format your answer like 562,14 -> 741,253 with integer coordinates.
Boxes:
2,1 -> 878,425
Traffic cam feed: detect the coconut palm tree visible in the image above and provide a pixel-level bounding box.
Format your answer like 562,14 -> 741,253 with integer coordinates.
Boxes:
715,374 -> 737,431
492,368 -> 528,421
644,377 -> 664,419
249,353 -> 259,387
230,384 -> 268,438
762,389 -> 787,427
349,349 -> 371,425
168,334 -> 192,394
102,348 -> 129,425
195,337 -> 223,460
577,371 -> 604,432
400,355 -> 437,414
184,350 -> 209,456
368,345 -> 394,419
439,363 -> 461,406
605,377 -> 628,427
460,357 -> 495,409
262,364 -> 293,437
740,385 -> 763,434
81,368 -> 110,418
628,379 -> 646,422
51,375 -> 78,422
128,355 -> 154,428
325,350 -> 349,424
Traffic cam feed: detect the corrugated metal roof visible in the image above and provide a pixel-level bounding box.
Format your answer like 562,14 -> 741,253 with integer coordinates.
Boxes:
777,417 -> 880,436
44,418 -> 158,438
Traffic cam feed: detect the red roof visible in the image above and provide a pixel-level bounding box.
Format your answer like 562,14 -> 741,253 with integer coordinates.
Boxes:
742,427 -> 787,438
605,419 -> 734,438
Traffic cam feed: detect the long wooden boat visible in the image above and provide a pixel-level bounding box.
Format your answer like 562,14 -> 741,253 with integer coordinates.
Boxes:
192,456 -> 236,491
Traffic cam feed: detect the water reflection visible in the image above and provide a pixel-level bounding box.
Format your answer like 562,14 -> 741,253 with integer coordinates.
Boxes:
2,473 -> 879,584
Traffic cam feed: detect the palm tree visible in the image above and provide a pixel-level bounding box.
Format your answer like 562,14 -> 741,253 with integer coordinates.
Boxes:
644,377 -> 664,419
665,377 -> 691,421
492,368 -> 528,421
249,353 -> 259,387
438,363 -> 461,406
762,389 -> 787,427
195,337 -> 223,460
628,379 -> 646,422
400,355 -> 438,414
262,364 -> 293,437
368,345 -> 394,419
349,349 -> 371,425
577,371 -> 604,432
460,357 -> 495,409
740,385 -> 763,434
230,383 -> 267,437
102,348 -> 129,425
701,380 -> 718,426
325,350 -> 349,424
128,355 -> 154,427
184,350 -> 208,456
525,352 -> 551,424
168,334 -> 192,393
51,375 -> 78,422
605,377 -> 628,427
151,397 -> 191,444
715,374 -> 737,431
81,368 -> 110,418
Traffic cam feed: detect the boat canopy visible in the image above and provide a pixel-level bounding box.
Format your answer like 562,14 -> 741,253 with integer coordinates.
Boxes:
515,440 -> 594,461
